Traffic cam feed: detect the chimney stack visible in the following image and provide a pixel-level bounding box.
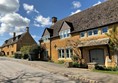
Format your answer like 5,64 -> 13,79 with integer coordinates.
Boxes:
13,32 -> 16,38
52,17 -> 57,25
26,27 -> 29,32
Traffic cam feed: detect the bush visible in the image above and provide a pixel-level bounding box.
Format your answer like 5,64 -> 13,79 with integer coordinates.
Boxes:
23,54 -> 29,59
105,67 -> 118,71
58,60 -> 65,64
0,52 -> 6,56
95,66 -> 118,71
95,66 -> 105,70
71,55 -> 79,62
14,53 -> 22,59
72,62 -> 80,68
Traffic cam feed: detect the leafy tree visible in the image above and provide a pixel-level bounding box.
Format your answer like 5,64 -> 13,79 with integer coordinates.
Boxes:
106,27 -> 118,51
29,44 -> 45,60
106,27 -> 118,66
66,39 -> 83,64
20,46 -> 31,55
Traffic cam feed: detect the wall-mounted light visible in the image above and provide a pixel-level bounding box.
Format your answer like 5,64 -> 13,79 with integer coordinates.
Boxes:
54,44 -> 57,48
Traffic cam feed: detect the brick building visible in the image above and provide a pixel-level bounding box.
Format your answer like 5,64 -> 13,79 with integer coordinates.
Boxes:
0,27 -> 37,56
40,0 -> 118,67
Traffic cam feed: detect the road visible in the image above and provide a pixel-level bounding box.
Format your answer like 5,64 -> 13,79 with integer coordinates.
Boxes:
0,60 -> 77,83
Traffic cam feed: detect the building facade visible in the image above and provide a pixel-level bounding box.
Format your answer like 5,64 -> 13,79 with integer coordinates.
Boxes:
40,0 -> 118,67
0,27 -> 37,56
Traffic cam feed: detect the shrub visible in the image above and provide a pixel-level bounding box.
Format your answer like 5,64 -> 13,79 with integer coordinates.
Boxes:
58,60 -> 65,64
23,54 -> 29,59
71,55 -> 79,62
95,66 -> 118,71
72,62 -> 80,68
105,67 -> 118,71
14,52 -> 22,59
0,52 -> 6,56
95,66 -> 105,70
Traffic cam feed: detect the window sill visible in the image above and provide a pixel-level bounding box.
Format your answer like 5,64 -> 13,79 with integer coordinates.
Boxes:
58,58 -> 72,60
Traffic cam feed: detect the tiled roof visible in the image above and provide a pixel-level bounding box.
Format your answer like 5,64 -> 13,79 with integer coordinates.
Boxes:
78,38 -> 109,47
1,33 -> 26,47
49,0 -> 118,38
47,28 -> 53,36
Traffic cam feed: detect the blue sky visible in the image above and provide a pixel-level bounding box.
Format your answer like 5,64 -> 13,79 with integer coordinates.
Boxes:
0,0 -> 106,45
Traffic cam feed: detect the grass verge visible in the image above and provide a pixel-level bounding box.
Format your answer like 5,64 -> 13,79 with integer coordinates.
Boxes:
93,69 -> 118,75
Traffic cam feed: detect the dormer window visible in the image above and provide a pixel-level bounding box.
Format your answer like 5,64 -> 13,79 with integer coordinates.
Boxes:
80,32 -> 85,38
42,35 -> 50,42
59,29 -> 70,39
102,27 -> 108,34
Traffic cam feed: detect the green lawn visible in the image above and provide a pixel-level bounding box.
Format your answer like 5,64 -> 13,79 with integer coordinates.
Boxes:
93,70 -> 118,75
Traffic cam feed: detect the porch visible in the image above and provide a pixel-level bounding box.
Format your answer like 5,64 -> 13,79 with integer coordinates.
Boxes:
78,38 -> 117,67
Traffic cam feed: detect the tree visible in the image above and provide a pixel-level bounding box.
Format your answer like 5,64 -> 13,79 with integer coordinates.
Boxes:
29,44 -> 45,60
106,27 -> 118,51
106,27 -> 118,66
20,46 -> 31,55
66,39 -> 83,65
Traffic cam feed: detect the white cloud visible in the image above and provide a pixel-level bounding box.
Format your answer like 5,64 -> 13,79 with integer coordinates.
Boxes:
70,9 -> 81,15
34,23 -> 40,27
0,0 -> 19,15
0,13 -> 30,35
93,1 -> 102,6
0,0 -> 31,36
34,15 -> 51,27
72,1 -> 81,9
23,3 -> 39,14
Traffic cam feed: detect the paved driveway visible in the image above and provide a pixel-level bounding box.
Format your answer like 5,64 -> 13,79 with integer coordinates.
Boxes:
0,60 -> 77,83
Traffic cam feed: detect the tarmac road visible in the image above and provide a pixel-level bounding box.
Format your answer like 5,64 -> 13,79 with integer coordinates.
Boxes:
0,60 -> 78,83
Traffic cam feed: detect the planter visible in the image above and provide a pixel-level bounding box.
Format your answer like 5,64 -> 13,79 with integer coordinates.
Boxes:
87,62 -> 98,70
64,62 -> 73,68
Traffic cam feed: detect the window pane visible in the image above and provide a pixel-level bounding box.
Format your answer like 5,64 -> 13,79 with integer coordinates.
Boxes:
70,49 -> 73,58
80,32 -> 85,37
58,50 -> 61,58
67,30 -> 70,37
61,32 -> 64,38
88,30 -> 92,36
102,27 -> 108,33
66,49 -> 69,58
64,33 -> 67,38
62,49 -> 64,58
59,29 -> 70,39
93,29 -> 98,35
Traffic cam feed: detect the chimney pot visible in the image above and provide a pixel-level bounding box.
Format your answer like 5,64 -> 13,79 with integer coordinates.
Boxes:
13,32 -> 16,38
52,17 -> 57,24
26,27 -> 29,32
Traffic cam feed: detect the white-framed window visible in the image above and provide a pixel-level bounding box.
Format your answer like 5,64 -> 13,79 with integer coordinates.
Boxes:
58,49 -> 64,58
59,29 -> 70,39
42,35 -> 50,42
102,27 -> 108,34
88,29 -> 98,36
93,29 -> 98,35
80,32 -> 85,38
88,30 -> 93,36
66,48 -> 73,58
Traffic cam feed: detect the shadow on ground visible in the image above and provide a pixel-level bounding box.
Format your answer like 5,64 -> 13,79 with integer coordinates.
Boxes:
0,70 -> 79,83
